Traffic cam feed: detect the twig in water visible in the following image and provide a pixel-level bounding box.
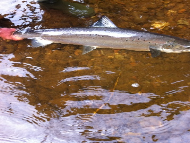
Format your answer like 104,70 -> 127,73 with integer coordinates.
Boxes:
92,71 -> 121,116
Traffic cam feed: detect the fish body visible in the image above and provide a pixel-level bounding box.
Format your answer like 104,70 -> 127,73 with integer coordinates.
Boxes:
14,16 -> 190,57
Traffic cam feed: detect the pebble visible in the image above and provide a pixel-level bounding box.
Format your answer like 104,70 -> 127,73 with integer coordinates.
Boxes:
114,54 -> 124,60
131,83 -> 139,87
74,49 -> 82,56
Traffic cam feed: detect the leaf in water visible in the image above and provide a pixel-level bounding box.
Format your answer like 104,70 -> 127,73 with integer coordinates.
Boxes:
177,19 -> 189,25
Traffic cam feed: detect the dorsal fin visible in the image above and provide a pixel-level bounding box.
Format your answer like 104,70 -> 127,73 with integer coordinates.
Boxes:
91,16 -> 117,28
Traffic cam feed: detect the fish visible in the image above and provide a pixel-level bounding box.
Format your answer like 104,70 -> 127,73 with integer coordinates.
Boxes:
11,16 -> 190,57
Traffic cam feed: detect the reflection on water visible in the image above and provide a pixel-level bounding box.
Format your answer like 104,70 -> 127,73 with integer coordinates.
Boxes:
0,49 -> 189,142
0,54 -> 35,78
59,75 -> 100,83
0,0 -> 43,26
0,0 -> 190,142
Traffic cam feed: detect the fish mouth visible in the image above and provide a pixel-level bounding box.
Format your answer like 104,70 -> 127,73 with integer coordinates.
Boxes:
185,46 -> 190,49
161,44 -> 190,53
179,45 -> 190,52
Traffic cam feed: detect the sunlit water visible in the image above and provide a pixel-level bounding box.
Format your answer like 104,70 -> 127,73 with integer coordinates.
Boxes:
0,0 -> 43,26
0,0 -> 190,142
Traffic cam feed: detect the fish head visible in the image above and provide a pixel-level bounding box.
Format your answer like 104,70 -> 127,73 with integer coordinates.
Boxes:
161,40 -> 190,53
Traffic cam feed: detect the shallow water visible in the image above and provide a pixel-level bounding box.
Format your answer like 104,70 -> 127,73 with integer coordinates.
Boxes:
0,0 -> 190,142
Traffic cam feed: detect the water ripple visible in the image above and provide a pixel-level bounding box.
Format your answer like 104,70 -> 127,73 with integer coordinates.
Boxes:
0,54 -> 35,78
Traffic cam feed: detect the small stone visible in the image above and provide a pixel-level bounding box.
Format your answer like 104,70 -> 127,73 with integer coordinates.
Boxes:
178,9 -> 186,13
114,54 -> 124,60
131,83 -> 139,87
74,49 -> 82,55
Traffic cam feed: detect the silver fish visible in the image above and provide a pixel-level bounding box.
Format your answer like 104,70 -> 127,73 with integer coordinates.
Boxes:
14,16 -> 190,57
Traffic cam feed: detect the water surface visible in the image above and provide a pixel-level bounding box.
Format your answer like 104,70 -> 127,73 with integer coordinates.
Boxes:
0,0 -> 190,142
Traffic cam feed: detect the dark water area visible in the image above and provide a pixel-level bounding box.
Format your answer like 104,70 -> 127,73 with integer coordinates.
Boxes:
0,0 -> 190,142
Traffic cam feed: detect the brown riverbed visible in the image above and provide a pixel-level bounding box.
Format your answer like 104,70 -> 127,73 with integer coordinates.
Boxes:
0,0 -> 190,142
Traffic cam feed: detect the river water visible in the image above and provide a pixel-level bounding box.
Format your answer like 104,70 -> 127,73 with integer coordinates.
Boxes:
0,0 -> 190,142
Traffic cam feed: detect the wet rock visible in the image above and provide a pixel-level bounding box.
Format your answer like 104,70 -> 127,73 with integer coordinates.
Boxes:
39,0 -> 95,17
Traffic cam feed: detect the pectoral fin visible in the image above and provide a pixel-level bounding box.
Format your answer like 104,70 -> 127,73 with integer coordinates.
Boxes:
149,46 -> 161,57
31,38 -> 53,47
82,46 -> 97,54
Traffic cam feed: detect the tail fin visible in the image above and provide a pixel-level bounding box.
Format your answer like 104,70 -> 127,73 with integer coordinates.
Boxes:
14,27 -> 33,35
22,27 -> 33,34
